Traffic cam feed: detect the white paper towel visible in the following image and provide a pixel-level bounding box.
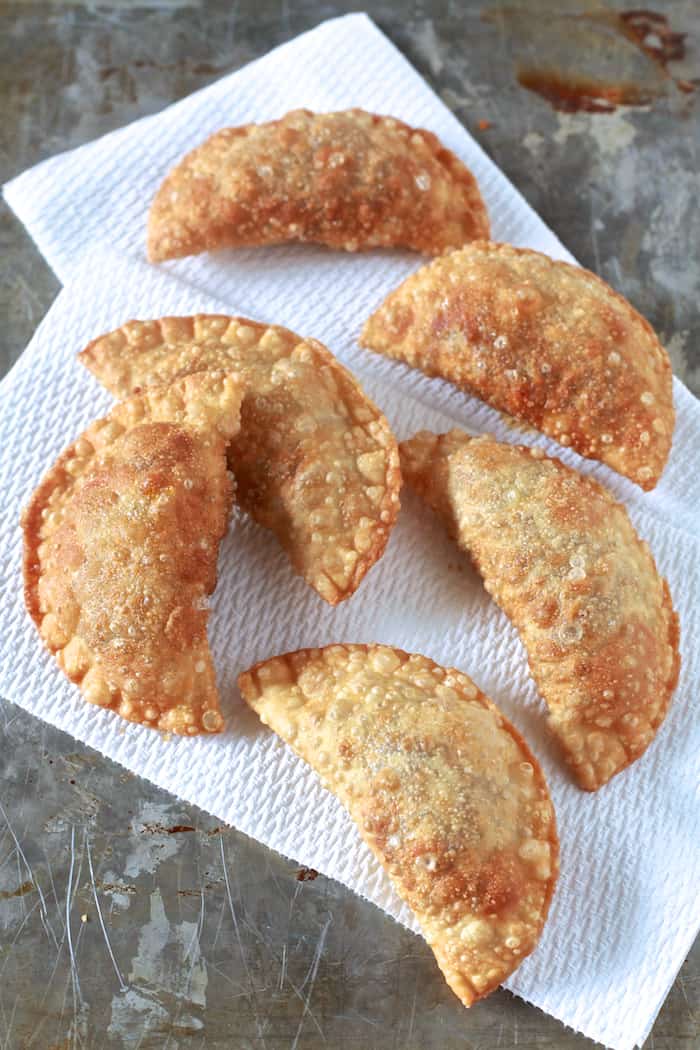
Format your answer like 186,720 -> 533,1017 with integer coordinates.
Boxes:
2,14 -> 699,1048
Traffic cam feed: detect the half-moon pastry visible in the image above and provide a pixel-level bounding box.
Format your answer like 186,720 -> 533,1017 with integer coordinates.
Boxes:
400,430 -> 680,790
22,372 -> 243,734
238,643 -> 558,1007
147,109 -> 489,261
80,315 -> 401,605
361,242 -> 674,490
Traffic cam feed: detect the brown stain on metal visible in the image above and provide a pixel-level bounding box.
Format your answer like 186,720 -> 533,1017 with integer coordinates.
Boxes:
98,880 -> 136,895
99,59 -> 225,81
296,867 -> 319,882
190,62 -> 225,76
0,879 -> 34,900
177,881 -> 220,896
491,5 -> 694,113
618,10 -> 686,66
619,9 -> 695,94
140,823 -> 196,834
516,69 -> 647,112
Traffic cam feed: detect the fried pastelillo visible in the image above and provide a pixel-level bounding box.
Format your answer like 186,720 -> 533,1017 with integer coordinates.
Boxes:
81,315 -> 401,604
147,108 -> 489,261
22,372 -> 243,734
400,430 -> 680,790
361,242 -> 674,489
239,643 -> 558,1007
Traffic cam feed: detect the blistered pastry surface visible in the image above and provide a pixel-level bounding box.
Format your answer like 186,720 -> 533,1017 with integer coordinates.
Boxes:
81,315 -> 401,604
147,108 -> 489,260
400,430 -> 680,789
239,643 -> 558,1006
363,242 -> 674,489
22,372 -> 242,734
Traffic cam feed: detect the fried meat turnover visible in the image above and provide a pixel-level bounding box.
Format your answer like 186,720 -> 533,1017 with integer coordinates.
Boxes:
239,644 -> 558,1007
400,430 -> 680,790
147,109 -> 489,261
361,242 -> 674,489
22,372 -> 243,734
81,315 -> 401,605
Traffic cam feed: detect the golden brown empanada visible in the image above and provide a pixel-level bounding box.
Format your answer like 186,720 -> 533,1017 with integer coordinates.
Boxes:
238,644 -> 558,1007
147,109 -> 489,261
22,372 -> 243,734
361,242 -> 674,490
400,430 -> 680,790
80,315 -> 401,605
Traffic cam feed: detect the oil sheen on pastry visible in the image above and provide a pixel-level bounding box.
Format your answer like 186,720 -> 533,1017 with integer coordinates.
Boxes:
80,315 -> 401,605
22,372 -> 243,734
400,429 -> 680,790
361,242 -> 674,489
147,108 -> 489,261
238,643 -> 558,1007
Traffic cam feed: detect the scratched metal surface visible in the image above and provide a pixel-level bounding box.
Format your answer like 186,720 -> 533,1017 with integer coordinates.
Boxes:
0,2 -> 698,1048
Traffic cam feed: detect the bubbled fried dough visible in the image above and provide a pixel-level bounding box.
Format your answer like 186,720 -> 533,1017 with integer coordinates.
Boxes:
22,372 -> 244,735
80,315 -> 401,605
147,108 -> 489,261
238,644 -> 558,1007
361,242 -> 674,490
400,431 -> 680,790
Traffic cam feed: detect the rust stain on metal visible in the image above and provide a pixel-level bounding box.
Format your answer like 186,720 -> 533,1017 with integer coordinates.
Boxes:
0,879 -> 34,900
177,881 -> 220,896
99,59 -> 226,82
516,69 -> 638,112
190,62 -> 225,75
140,823 -> 196,834
489,5 -> 694,113
618,9 -> 686,66
296,867 -> 319,882
97,880 -> 136,894
619,9 -> 696,94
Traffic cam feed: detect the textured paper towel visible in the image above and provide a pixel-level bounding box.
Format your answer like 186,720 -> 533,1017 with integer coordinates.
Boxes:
2,13 -> 699,1048
1,248 -> 699,1050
